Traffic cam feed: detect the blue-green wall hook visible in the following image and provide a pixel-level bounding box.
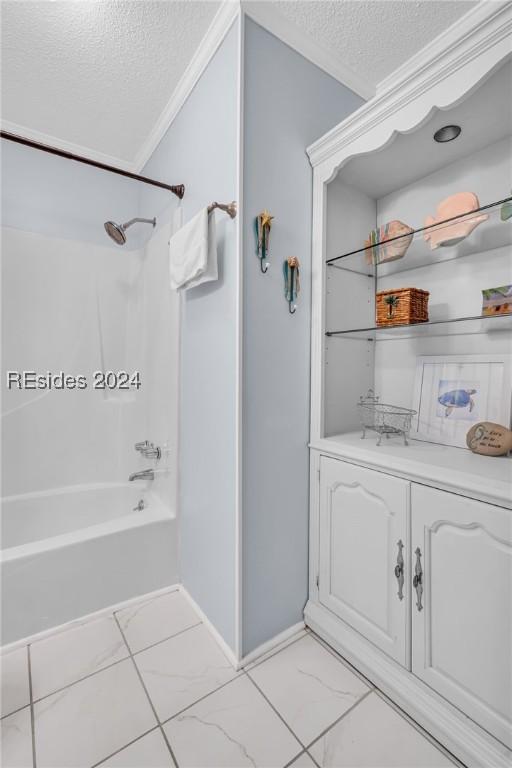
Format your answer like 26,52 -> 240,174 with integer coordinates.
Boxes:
255,210 -> 273,273
283,257 -> 300,314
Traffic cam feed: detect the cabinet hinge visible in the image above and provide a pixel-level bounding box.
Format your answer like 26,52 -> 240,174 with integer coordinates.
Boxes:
316,573 -> 319,588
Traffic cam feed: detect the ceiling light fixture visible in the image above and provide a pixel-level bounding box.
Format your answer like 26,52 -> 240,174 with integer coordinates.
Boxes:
433,125 -> 462,143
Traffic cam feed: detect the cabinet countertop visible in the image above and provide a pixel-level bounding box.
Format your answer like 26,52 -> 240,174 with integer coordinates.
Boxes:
310,432 -> 512,509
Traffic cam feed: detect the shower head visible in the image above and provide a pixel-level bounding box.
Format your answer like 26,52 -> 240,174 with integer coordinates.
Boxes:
104,220 -> 127,245
104,217 -> 156,245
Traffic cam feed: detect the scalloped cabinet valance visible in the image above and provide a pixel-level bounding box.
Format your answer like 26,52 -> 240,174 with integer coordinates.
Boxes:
305,5 -> 512,767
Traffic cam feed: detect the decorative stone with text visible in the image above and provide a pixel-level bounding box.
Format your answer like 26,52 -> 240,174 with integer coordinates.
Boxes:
466,422 -> 512,456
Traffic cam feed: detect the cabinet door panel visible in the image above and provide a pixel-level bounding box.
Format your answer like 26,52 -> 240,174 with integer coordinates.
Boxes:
412,485 -> 512,749
319,457 -> 409,665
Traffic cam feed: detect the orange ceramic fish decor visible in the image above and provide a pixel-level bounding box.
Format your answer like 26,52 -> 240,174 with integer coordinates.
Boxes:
423,192 -> 488,249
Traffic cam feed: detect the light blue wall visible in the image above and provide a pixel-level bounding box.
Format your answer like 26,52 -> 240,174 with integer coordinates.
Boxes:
242,18 -> 363,654
142,22 -> 239,652
1,140 -> 145,248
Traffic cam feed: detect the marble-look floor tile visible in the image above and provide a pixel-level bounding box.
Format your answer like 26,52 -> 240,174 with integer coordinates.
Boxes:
164,674 -> 302,768
98,729 -> 175,767
116,590 -> 199,653
30,615 -> 128,700
249,633 -> 369,745
1,647 -> 30,717
288,751 -> 317,767
136,624 -> 237,721
1,706 -> 33,768
309,692 -> 455,767
34,658 -> 156,768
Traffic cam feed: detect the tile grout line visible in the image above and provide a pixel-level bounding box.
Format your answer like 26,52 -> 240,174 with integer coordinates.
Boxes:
90,725 -> 161,768
159,671 -> 245,726
26,645 -> 37,768
113,612 -> 180,768
305,688 -> 374,752
0,702 -> 32,722
244,670 -> 307,752
29,620 -> 203,707
32,655 -> 129,705
305,747 -> 322,768
282,749 -> 310,768
282,748 -> 321,768
122,620 -> 203,657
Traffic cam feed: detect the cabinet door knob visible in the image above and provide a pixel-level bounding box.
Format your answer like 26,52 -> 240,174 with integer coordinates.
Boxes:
394,539 -> 404,601
413,547 -> 423,611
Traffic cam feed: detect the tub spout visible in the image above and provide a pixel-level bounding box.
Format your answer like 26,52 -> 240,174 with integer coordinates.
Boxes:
129,469 -> 154,482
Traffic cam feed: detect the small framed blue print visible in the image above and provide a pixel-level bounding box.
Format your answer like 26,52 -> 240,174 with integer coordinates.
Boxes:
411,354 -> 512,448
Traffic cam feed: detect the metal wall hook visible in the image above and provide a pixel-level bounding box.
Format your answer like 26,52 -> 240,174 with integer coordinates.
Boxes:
260,259 -> 269,274
289,301 -> 297,314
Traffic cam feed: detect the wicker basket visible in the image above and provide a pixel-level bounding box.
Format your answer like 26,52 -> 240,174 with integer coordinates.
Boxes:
376,287 -> 429,326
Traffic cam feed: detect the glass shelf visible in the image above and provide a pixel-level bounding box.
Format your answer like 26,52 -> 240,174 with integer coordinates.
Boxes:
326,312 -> 512,340
327,196 -> 512,277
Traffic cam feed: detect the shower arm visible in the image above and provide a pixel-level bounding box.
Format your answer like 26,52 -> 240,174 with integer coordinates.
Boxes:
122,217 -> 156,230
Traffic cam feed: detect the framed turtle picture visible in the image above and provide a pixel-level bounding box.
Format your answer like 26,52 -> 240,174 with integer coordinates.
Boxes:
411,354 -> 512,448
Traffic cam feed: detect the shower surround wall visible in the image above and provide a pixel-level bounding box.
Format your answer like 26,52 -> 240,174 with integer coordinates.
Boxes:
1,143 -> 179,641
141,15 -> 363,660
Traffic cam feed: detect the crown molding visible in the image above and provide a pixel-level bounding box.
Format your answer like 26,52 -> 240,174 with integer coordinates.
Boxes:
134,0 -> 240,171
0,119 -> 137,171
376,0 -> 512,95
307,0 -> 512,169
241,1 -> 375,101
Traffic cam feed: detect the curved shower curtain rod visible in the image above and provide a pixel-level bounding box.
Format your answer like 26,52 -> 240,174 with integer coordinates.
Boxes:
0,131 -> 185,199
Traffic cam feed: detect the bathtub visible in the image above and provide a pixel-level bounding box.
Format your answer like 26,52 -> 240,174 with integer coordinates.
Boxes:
0,483 -> 177,645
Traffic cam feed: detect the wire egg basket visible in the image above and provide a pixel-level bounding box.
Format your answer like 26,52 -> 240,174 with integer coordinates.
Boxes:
357,390 -> 416,446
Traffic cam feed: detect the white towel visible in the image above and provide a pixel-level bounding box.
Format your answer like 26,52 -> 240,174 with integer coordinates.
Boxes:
169,207 -> 218,290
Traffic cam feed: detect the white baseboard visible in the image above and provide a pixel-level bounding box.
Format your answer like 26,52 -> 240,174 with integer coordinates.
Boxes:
239,621 -> 305,669
179,585 -> 240,669
2,579 -> 305,681
180,585 -> 305,671
1,583 -> 181,655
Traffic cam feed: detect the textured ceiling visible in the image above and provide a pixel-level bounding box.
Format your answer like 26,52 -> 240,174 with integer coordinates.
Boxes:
1,0 -> 479,167
273,0 -> 478,87
0,1 -> 221,163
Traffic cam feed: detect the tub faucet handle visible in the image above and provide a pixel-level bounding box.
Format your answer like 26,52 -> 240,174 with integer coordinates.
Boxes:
135,440 -> 150,452
141,444 -> 161,460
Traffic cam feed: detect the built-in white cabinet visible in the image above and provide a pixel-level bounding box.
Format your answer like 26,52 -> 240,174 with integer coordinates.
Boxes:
411,485 -> 512,750
311,454 -> 512,760
305,10 -> 512,764
318,457 -> 409,665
